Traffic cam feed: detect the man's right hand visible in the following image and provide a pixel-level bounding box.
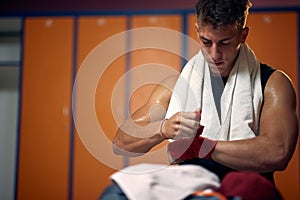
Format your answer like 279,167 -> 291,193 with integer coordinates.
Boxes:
160,110 -> 201,140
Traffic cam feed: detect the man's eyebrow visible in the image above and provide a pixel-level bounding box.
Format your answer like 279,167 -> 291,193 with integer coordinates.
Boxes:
219,37 -> 232,42
200,36 -> 232,43
199,36 -> 210,41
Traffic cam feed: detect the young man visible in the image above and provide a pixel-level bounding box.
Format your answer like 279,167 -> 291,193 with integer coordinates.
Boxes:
109,0 -> 298,198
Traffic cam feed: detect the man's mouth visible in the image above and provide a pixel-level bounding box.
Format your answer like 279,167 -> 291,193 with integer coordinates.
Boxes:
209,61 -> 224,68
213,61 -> 224,66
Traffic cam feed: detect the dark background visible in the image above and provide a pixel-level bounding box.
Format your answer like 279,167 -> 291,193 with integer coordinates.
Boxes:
1,0 -> 300,14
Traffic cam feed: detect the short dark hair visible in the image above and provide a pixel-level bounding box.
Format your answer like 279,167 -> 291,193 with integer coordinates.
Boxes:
196,0 -> 252,29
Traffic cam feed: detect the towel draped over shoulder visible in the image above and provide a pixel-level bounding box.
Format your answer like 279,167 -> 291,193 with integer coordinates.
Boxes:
165,43 -> 262,141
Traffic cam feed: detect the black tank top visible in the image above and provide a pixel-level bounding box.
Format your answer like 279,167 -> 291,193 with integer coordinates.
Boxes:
261,63 -> 276,92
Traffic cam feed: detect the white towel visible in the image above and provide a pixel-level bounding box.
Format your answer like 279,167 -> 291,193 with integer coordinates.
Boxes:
110,163 -> 220,200
166,43 -> 262,141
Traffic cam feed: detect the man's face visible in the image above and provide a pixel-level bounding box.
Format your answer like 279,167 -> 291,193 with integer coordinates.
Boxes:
195,22 -> 248,77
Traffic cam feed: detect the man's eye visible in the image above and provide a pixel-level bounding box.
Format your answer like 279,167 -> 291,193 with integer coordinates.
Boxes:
221,41 -> 230,46
202,41 -> 211,46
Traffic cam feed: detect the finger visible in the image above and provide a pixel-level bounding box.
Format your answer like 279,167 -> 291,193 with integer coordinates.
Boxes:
175,125 -> 199,140
180,111 -> 199,120
179,117 -> 201,130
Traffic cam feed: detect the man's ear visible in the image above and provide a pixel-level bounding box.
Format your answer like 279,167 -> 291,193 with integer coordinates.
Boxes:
195,22 -> 200,38
241,27 -> 249,43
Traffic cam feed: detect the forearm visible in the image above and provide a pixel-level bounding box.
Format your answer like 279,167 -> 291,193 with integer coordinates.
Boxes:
113,120 -> 165,156
212,136 -> 290,173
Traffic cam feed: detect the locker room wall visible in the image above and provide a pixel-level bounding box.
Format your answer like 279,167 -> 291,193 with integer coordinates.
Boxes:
1,0 -> 300,13
12,7 -> 300,200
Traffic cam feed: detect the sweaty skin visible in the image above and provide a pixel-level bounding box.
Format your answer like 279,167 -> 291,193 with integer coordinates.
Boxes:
113,75 -> 179,155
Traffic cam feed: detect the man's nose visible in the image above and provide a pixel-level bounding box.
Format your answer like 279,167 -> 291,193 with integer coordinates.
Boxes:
210,44 -> 221,61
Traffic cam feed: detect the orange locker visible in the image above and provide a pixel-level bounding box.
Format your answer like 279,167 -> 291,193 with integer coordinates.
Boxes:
73,16 -> 127,200
187,11 -> 299,200
18,17 -> 74,199
130,14 -> 182,113
187,13 -> 201,58
128,15 -> 182,165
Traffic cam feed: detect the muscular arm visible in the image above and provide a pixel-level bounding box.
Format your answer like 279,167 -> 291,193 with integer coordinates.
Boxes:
212,71 -> 299,172
112,76 -> 177,156
113,74 -> 201,156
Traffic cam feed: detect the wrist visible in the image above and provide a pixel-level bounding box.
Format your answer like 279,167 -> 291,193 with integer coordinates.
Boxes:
159,119 -> 168,139
198,137 -> 217,159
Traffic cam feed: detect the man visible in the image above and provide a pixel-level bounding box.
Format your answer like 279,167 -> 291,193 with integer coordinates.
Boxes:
109,0 -> 298,199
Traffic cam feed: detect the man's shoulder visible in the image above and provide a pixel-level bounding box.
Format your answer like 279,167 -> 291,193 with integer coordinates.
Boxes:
260,63 -> 293,89
262,69 -> 296,101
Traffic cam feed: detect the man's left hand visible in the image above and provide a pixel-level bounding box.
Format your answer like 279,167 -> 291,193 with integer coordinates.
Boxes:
167,129 -> 217,164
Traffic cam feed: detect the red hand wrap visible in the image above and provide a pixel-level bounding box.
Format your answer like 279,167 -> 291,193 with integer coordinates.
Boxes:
168,136 -> 216,163
168,125 -> 217,163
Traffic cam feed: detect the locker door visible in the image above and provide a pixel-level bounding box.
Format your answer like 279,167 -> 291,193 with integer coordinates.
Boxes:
247,12 -> 299,200
18,17 -> 74,200
129,15 -> 182,165
130,15 -> 182,111
73,16 -> 127,200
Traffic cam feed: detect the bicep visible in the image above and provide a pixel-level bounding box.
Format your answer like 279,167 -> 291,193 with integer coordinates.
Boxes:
113,78 -> 176,153
128,83 -> 175,127
131,76 -> 178,124
259,71 -> 298,160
